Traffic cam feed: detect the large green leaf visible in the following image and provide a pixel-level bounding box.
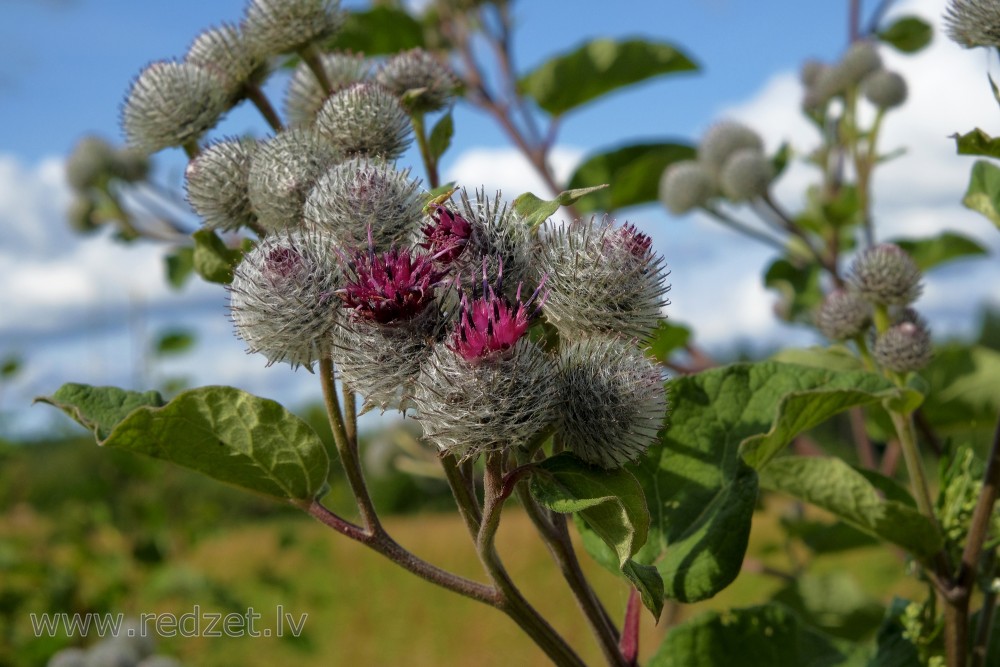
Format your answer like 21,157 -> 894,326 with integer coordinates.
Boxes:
530,453 -> 663,618
649,603 -> 857,667
326,7 -> 425,55
519,38 -> 698,117
164,246 -> 194,290
35,384 -> 165,442
891,231 -> 988,271
953,128 -> 1000,159
511,185 -> 607,228
428,110 -> 454,162
771,571 -> 885,641
566,142 -> 695,213
645,320 -> 692,364
962,160 -> 1000,229
759,457 -> 942,557
877,16 -> 933,54
104,386 -> 329,502
192,229 -> 244,285
579,362 -> 905,603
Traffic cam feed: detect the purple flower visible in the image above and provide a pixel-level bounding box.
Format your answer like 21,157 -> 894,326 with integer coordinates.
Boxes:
264,246 -> 304,280
420,204 -> 472,264
338,244 -> 445,324
450,264 -> 546,362
606,222 -> 652,259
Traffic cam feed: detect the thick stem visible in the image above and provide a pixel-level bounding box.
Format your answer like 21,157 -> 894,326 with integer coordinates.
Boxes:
440,452 -> 482,536
319,357 -> 380,532
619,590 -> 640,667
971,550 -> 997,667
476,453 -> 588,667
411,112 -> 440,189
342,385 -> 357,446
944,598 -> 970,667
517,484 -> 626,667
889,411 -> 939,530
958,414 -> 1000,587
244,83 -> 284,132
303,500 -> 498,605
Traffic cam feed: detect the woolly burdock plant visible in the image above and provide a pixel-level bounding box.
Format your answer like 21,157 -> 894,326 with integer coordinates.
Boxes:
185,137 -> 259,232
874,320 -> 933,373
538,218 -> 669,342
229,230 -> 342,369
697,120 -> 764,177
242,0 -> 344,57
557,337 -> 667,469
659,160 -> 714,215
945,0 -> 1000,48
848,243 -> 923,306
414,267 -> 554,460
334,243 -> 446,412
284,52 -> 370,128
315,83 -> 413,160
815,288 -> 872,341
421,204 -> 473,264
185,24 -> 267,104
305,158 -> 423,250
121,61 -> 229,154
247,128 -> 340,232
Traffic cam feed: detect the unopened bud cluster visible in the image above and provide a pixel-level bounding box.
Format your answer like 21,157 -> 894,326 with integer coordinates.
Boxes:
800,41 -> 907,111
816,243 -> 932,373
65,135 -> 150,234
659,120 -> 773,214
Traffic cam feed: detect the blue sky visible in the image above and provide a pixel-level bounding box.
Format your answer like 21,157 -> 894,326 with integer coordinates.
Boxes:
1,0 -> 998,437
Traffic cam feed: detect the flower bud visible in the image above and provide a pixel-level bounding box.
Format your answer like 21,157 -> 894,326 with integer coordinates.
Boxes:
848,243 -> 922,306
414,274 -> 554,459
229,229 -> 342,369
242,0 -> 344,57
121,61 -> 229,154
799,59 -> 828,87
315,83 -> 413,160
873,320 -> 932,372
185,137 -> 259,232
304,158 -> 423,249
538,217 -> 669,342
815,289 -> 871,340
838,41 -> 882,85
185,24 -> 267,103
720,148 -> 773,201
862,69 -> 907,109
66,135 -> 116,191
111,147 -> 150,182
335,246 -> 445,411
944,0 -> 1000,49
558,337 -> 667,469
658,160 -> 714,215
284,52 -> 369,127
697,121 -> 764,176
375,48 -> 459,113
247,128 -> 340,232
66,196 -> 100,234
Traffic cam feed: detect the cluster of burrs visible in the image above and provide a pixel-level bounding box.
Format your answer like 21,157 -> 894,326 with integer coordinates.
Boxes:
816,243 -> 932,374
118,0 -> 671,469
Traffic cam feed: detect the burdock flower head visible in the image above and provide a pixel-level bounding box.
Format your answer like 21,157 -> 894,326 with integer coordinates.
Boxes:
229,229 -> 341,369
242,0 -> 344,57
334,239 -> 446,412
449,262 -> 547,362
420,204 -> 473,264
558,337 -> 667,469
375,48 -> 460,113
874,319 -> 933,373
658,160 -> 714,215
815,288 -> 872,341
185,24 -> 267,104
944,0 -> 1000,49
414,263 -> 555,459
185,137 -> 259,232
315,83 -> 413,160
848,243 -> 923,306
285,52 -> 370,127
538,217 -> 670,342
337,240 -> 445,324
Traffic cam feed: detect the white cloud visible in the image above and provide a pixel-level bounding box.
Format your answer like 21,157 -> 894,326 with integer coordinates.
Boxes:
444,145 -> 585,199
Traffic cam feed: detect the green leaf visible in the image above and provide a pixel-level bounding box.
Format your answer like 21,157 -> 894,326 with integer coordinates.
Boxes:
781,517 -> 879,554
962,160 -> 1000,229
649,603 -> 855,667
35,383 -> 165,442
0,355 -> 21,379
530,452 -> 650,565
877,16 -> 933,53
566,142 -> 695,213
771,142 -> 792,180
953,128 -> 1000,159
770,346 -> 864,372
519,38 -> 698,117
102,386 -> 330,502
759,457 -> 943,557
739,369 -> 899,469
530,453 -> 662,618
326,7 -> 425,55
869,598 -> 922,667
154,329 -> 196,357
164,246 -> 194,290
771,571 -> 885,641
428,111 -> 454,162
891,231 -> 988,271
644,320 -> 692,364
192,229 -> 244,285
512,185 -> 608,229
